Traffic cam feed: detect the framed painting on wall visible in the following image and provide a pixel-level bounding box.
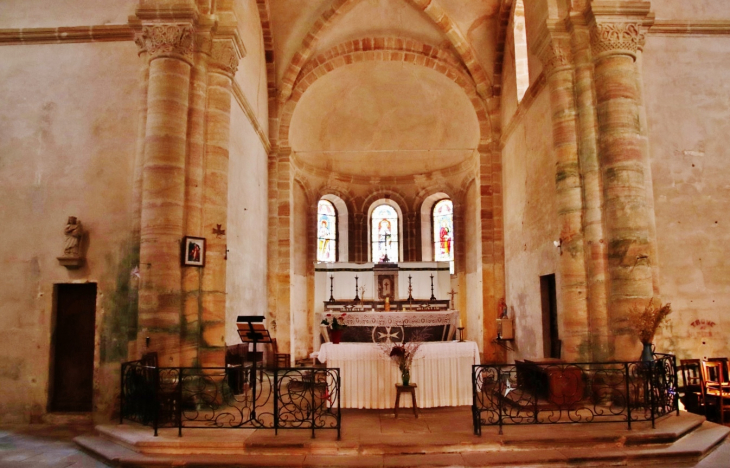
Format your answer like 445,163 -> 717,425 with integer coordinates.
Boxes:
182,236 -> 206,267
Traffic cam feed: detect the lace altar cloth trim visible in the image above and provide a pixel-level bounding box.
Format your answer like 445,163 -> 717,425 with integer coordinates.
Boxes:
321,310 -> 458,328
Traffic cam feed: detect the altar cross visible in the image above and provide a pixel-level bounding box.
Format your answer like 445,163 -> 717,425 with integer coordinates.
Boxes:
447,288 -> 458,309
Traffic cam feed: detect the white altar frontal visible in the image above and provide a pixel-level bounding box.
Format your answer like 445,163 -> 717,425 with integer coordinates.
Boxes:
317,341 -> 479,409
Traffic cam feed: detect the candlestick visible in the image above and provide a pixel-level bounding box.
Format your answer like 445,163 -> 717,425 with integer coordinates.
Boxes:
457,327 -> 465,342
328,274 -> 335,302
429,274 -> 436,301
353,275 -> 360,302
407,274 -> 413,302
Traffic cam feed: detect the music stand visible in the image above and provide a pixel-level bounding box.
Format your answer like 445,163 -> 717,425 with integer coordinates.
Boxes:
236,315 -> 272,419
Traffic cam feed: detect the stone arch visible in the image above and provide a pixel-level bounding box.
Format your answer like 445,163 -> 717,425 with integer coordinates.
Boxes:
277,0 -> 492,105
277,38 -> 491,148
359,190 -> 410,218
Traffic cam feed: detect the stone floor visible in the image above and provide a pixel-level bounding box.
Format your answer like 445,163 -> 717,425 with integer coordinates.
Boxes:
2,408 -> 730,467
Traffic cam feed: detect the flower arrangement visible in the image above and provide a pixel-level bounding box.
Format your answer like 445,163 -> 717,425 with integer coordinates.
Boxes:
320,313 -> 348,331
379,329 -> 428,385
631,297 -> 672,344
385,341 -> 421,372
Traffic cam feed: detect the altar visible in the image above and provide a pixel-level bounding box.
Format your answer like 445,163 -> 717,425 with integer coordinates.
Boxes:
319,310 -> 459,343
313,261 -> 455,348
317,341 -> 479,409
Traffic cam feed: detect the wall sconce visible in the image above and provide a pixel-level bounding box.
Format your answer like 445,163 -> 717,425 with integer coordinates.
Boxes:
553,239 -> 563,255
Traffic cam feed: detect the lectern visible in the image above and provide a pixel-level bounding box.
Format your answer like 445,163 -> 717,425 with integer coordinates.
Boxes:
236,315 -> 271,419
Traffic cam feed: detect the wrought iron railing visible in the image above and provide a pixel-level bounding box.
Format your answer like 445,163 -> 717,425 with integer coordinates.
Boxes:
121,361 -> 341,439
472,353 -> 678,435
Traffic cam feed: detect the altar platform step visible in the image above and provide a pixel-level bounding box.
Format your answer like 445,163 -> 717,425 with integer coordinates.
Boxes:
75,408 -> 730,467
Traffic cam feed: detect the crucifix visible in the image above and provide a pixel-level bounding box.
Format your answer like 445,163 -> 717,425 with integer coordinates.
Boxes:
447,288 -> 458,310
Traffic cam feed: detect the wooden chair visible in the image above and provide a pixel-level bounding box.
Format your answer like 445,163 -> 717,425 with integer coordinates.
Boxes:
708,357 -> 730,384
680,359 -> 705,414
701,360 -> 730,424
269,338 -> 291,369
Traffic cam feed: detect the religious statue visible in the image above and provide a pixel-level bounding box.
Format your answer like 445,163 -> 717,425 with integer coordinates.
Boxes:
57,216 -> 84,268
62,216 -> 83,257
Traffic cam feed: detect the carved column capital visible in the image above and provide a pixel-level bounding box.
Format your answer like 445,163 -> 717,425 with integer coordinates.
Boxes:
589,21 -> 646,59
538,38 -> 573,76
134,23 -> 195,62
209,39 -> 241,77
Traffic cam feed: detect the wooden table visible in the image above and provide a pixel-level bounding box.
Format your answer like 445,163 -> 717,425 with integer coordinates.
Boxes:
394,383 -> 418,418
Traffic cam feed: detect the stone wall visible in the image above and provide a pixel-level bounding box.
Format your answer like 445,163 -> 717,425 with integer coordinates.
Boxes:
643,33 -> 730,360
0,40 -> 140,423
501,88 -> 559,361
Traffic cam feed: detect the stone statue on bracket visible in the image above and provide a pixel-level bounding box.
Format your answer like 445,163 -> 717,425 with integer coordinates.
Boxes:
57,216 -> 84,269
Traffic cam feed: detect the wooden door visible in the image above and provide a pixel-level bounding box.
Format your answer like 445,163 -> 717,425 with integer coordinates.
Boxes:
50,283 -> 96,412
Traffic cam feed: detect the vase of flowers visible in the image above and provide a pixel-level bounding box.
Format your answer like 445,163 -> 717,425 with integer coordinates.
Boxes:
400,368 -> 410,386
321,313 -> 347,344
630,297 -> 672,362
381,336 -> 423,386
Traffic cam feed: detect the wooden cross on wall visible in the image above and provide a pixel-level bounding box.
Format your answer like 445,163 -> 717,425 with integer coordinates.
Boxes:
448,288 -> 458,310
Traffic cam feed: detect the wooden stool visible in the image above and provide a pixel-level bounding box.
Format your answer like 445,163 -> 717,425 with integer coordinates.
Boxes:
394,383 -> 418,418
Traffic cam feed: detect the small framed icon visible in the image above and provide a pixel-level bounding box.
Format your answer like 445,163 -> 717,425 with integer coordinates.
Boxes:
182,236 -> 206,267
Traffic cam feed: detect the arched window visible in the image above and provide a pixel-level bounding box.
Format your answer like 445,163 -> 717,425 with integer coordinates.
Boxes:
514,0 -> 529,102
433,199 -> 454,273
317,199 -> 337,262
371,205 -> 399,263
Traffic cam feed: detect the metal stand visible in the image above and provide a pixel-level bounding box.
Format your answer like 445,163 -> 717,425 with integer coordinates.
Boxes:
236,315 -> 272,420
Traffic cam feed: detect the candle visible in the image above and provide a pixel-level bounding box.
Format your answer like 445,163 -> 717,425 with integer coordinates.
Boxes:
459,318 -> 463,328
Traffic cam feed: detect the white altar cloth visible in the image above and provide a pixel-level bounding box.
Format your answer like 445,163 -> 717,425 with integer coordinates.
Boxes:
317,341 -> 479,409
319,310 -> 459,341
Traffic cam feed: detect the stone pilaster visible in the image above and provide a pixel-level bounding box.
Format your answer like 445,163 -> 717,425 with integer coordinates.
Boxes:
452,201 -> 465,275
134,21 -> 194,366
535,32 -> 590,361
589,6 -> 655,360
405,212 -> 418,262
199,36 -> 242,367
352,213 -> 367,263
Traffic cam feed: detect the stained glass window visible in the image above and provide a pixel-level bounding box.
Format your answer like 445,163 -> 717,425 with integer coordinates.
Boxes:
433,199 -> 454,273
317,200 -> 336,262
371,205 -> 399,263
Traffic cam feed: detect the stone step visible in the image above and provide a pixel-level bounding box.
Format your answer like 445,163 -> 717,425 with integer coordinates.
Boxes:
74,411 -> 729,467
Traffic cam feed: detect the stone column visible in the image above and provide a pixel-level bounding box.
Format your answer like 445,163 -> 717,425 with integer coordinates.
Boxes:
590,18 -> 655,360
199,37 -> 242,367
180,27 -> 210,367
568,16 -> 611,361
134,23 -> 195,366
536,34 -> 590,362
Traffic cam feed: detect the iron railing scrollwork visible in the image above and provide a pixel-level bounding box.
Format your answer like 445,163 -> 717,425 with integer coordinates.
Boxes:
472,353 -> 678,435
121,362 -> 340,439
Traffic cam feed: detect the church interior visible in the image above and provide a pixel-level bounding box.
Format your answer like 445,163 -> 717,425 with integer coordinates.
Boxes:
2,0 -> 730,464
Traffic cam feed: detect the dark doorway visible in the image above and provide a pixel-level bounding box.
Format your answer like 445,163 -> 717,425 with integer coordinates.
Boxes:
540,274 -> 560,359
50,283 -> 97,412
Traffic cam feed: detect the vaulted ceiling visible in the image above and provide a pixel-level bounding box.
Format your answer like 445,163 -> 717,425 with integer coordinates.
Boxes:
267,0 -> 504,180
